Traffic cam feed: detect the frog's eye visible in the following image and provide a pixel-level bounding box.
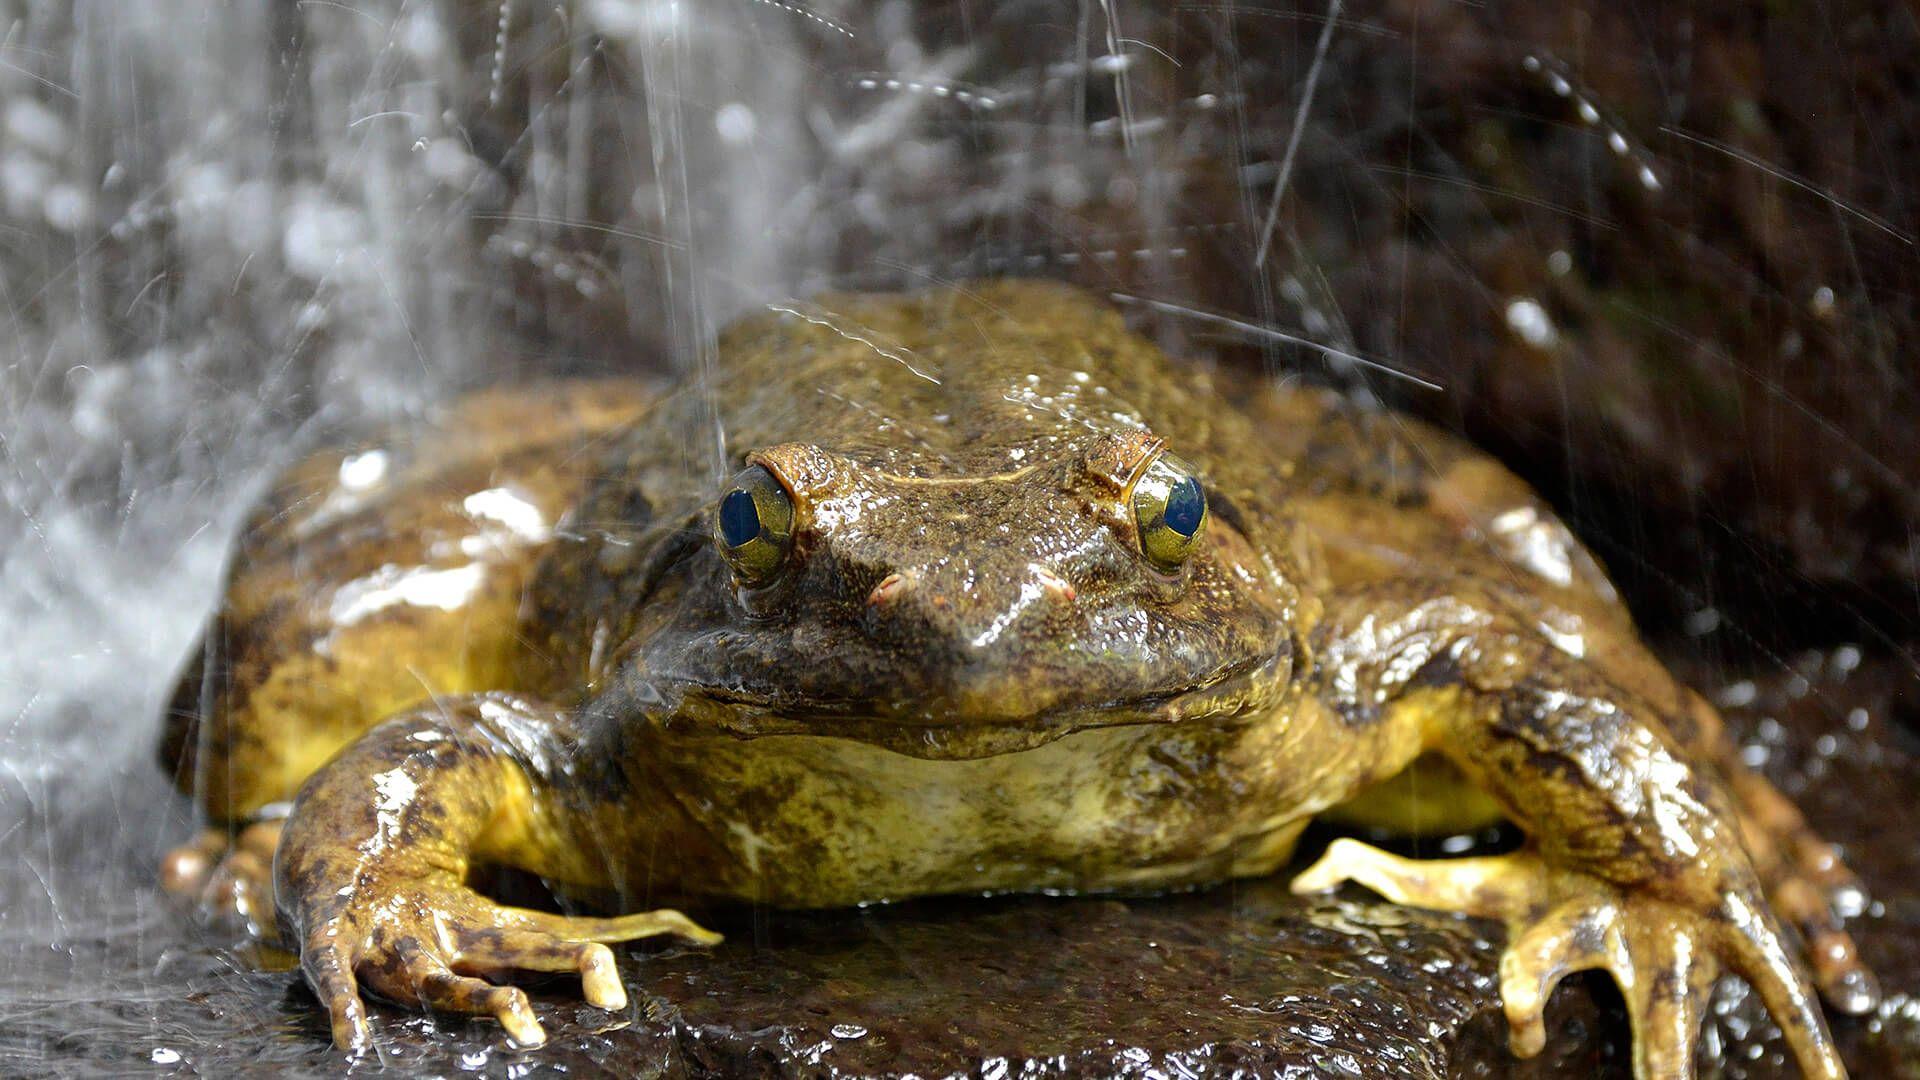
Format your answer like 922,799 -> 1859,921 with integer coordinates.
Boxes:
715,465 -> 795,585
1130,451 -> 1207,572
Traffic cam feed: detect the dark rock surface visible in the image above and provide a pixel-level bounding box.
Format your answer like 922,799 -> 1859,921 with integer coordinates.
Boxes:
16,884 -> 1599,1079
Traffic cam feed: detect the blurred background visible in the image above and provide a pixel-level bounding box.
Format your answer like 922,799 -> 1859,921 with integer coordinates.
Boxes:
1,0 -> 1916,1075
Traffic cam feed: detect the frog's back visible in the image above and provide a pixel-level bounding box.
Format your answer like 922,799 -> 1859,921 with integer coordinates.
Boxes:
707,281 -> 1263,474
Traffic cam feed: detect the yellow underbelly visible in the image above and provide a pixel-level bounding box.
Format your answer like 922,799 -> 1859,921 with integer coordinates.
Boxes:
632,719 -> 1321,908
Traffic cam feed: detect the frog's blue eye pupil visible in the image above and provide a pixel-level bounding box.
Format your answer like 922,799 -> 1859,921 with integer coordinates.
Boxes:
1163,477 -> 1204,537
720,489 -> 760,547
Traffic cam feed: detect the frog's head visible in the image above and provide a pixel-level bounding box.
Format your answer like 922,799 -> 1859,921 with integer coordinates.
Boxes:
618,429 -> 1302,759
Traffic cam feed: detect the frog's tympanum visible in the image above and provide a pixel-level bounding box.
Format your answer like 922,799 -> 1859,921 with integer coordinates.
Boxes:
161,282 -> 1876,1078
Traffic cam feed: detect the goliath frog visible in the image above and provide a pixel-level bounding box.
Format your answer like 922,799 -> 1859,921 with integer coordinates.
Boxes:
161,282 -> 1876,1078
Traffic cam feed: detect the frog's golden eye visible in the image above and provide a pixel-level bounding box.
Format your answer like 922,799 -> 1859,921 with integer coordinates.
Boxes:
715,465 -> 795,585
1130,451 -> 1207,572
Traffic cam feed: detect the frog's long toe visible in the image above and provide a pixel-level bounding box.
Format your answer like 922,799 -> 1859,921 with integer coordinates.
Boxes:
444,906 -> 724,1016
395,937 -> 549,1047
1495,899 -> 1616,1057
1771,875 -> 1880,1015
305,934 -> 541,1053
454,938 -> 628,1011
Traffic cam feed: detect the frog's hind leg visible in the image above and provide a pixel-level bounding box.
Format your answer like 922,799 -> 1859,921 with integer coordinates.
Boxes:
1294,580 -> 1863,1080
160,817 -> 287,943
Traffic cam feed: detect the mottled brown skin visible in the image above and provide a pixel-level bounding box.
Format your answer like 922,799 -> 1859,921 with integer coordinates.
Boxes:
161,282 -> 1875,1078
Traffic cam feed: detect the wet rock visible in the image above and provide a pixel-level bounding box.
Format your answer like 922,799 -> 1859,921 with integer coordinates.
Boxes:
18,863 -> 1620,1078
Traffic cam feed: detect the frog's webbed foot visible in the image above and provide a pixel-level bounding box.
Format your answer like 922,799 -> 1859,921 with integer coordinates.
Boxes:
1292,839 -> 1846,1080
295,878 -> 722,1050
272,695 -> 724,1050
160,819 -> 285,943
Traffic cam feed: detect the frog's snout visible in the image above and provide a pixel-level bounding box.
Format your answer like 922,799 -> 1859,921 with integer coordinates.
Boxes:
851,558 -> 1099,710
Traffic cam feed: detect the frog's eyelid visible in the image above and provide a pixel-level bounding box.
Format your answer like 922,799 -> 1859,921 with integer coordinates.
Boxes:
1203,486 -> 1249,538
628,523 -> 708,606
1116,443 -> 1176,502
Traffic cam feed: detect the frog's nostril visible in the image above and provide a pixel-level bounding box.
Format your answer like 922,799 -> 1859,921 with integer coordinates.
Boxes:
1032,565 -> 1076,602
867,571 -> 914,606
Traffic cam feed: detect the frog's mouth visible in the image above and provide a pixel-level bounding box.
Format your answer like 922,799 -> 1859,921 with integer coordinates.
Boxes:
648,649 -> 1290,760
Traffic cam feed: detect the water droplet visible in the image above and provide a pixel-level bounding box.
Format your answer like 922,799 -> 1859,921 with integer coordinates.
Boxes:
1504,297 -> 1557,349
1830,644 -> 1862,676
715,102 -> 757,145
1685,607 -> 1722,636
339,450 -> 389,490
1717,680 -> 1757,708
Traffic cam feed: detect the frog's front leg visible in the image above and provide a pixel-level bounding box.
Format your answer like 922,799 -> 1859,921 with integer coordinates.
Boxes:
274,693 -> 720,1051
1289,582 -> 1866,1080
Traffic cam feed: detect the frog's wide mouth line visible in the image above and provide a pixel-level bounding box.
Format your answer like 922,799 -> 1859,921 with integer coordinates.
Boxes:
649,648 -> 1288,755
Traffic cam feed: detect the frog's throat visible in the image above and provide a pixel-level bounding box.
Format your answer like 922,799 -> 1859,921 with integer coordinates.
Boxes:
648,650 -> 1290,761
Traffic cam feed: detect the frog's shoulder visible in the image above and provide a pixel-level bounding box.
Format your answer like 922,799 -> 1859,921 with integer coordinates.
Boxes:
1229,377 -> 1630,633
161,379 -> 655,818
